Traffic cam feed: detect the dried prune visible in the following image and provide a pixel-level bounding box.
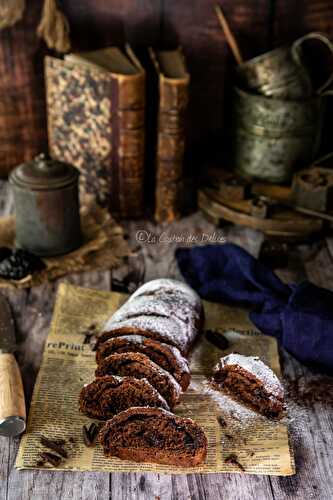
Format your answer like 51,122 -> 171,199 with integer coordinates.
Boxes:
0,249 -> 45,280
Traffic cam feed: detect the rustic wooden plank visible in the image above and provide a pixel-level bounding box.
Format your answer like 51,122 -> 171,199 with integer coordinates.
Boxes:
0,0 -> 47,177
114,217 -> 275,500
109,469 -> 275,500
0,436 -> 10,500
160,0 -> 271,170
62,1 -> 126,50
273,0 -> 333,44
123,0 -> 163,45
1,173 -> 333,498
269,234 -> 333,499
270,349 -> 333,500
3,272 -> 111,500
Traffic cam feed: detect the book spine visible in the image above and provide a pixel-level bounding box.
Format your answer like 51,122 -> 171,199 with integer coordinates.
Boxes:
111,73 -> 145,218
46,56 -> 145,219
155,75 -> 189,223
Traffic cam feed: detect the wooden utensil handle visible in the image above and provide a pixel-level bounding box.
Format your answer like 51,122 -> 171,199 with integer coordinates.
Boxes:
0,353 -> 26,421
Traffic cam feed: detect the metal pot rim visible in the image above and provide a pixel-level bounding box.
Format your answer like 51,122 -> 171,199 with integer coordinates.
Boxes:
238,45 -> 291,71
234,85 -> 321,104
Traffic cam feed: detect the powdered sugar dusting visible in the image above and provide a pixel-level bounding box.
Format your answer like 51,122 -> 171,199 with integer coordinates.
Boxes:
103,315 -> 193,355
130,278 -> 200,303
111,294 -> 199,326
218,353 -> 284,400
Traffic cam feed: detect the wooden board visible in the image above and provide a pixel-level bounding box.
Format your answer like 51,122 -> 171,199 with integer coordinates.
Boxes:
198,188 -> 323,239
0,179 -> 333,498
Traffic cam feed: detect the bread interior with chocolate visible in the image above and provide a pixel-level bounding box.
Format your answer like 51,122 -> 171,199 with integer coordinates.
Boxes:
96,335 -> 190,390
95,352 -> 181,409
212,353 -> 284,418
99,407 -> 207,466
79,375 -> 169,419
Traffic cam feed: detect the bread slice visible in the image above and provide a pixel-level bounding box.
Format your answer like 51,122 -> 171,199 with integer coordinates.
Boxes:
79,376 -> 169,419
212,353 -> 285,418
95,352 -> 181,409
96,335 -> 191,390
99,406 -> 207,466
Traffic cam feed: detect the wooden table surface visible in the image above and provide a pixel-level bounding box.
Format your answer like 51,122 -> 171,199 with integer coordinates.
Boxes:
0,179 -> 332,500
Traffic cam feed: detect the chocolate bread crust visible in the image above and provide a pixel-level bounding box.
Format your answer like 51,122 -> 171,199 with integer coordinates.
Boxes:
95,315 -> 189,355
98,279 -> 203,356
79,376 -> 169,420
96,335 -> 191,390
95,352 -> 181,409
99,406 -> 207,466
212,354 -> 284,418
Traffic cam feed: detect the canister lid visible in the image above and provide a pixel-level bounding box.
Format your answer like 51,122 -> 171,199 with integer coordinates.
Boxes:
9,153 -> 79,190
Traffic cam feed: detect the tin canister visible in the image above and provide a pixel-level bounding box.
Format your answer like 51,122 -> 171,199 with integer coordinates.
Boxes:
237,32 -> 333,99
232,87 -> 325,183
9,153 -> 82,256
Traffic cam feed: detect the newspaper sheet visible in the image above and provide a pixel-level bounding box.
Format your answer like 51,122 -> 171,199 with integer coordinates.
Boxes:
16,283 -> 295,475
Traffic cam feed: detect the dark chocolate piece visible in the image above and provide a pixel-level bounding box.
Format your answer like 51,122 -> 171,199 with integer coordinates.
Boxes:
40,435 -> 68,458
205,330 -> 229,350
40,452 -> 62,467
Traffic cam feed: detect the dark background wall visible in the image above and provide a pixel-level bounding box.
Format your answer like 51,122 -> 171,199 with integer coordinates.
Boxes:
1,0 -> 333,176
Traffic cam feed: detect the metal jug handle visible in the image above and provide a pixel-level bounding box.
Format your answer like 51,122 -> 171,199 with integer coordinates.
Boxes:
291,32 -> 333,94
311,151 -> 333,167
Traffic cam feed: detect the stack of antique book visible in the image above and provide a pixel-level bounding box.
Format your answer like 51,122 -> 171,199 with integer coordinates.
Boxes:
46,46 -> 189,222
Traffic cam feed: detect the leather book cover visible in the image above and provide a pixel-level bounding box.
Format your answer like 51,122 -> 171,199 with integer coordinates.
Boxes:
149,47 -> 190,223
45,46 -> 145,218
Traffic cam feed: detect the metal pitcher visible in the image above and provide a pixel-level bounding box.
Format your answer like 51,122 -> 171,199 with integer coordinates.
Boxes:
232,87 -> 325,183
237,32 -> 333,99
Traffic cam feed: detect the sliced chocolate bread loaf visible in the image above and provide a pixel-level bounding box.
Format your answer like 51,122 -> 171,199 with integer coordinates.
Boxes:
98,279 -> 203,356
212,353 -> 285,418
95,352 -> 181,409
96,315 -> 190,356
96,335 -> 190,390
79,376 -> 169,419
99,407 -> 207,466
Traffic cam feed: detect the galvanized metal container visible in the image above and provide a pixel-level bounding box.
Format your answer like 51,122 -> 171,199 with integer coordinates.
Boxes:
232,87 -> 325,183
237,32 -> 333,99
10,153 -> 81,256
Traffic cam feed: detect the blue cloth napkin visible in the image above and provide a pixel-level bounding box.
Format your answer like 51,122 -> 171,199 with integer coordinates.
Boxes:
176,243 -> 333,373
